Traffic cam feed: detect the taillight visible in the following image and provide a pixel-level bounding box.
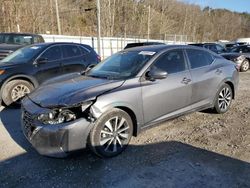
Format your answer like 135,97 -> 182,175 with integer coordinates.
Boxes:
97,55 -> 101,62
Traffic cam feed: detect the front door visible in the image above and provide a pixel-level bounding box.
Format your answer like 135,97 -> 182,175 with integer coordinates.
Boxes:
34,45 -> 63,84
141,49 -> 192,125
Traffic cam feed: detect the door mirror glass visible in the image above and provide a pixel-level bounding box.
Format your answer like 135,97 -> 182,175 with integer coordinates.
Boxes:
146,68 -> 168,81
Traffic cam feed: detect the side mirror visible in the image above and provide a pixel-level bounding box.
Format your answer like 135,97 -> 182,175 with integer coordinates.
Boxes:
80,64 -> 96,75
146,68 -> 168,81
35,57 -> 48,65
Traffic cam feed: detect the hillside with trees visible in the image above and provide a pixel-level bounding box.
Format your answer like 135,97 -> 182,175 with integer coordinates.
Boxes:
0,0 -> 249,42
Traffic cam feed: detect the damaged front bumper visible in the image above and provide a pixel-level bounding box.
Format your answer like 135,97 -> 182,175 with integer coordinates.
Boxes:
21,99 -> 94,158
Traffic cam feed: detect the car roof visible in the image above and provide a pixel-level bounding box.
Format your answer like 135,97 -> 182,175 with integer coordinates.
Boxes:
30,42 -> 90,47
0,32 -> 42,36
123,45 -> 180,52
123,44 -> 209,53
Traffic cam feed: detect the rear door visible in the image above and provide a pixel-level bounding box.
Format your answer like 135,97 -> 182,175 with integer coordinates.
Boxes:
61,44 -> 88,74
34,45 -> 63,83
185,49 -> 222,108
141,49 -> 192,124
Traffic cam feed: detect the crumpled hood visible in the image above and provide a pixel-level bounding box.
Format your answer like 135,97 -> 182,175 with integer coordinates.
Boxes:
28,74 -> 124,108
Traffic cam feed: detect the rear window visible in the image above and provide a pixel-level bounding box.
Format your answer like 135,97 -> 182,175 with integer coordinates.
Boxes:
186,49 -> 214,69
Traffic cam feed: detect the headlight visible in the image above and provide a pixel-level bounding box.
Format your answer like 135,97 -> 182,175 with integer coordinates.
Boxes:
38,109 -> 76,125
234,55 -> 245,62
37,101 -> 93,125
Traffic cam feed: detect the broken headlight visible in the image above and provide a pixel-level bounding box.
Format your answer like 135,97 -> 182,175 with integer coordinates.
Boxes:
38,109 -> 76,125
37,101 -> 93,125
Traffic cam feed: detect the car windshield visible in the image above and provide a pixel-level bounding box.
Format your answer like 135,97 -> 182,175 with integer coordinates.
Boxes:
87,51 -> 156,80
0,34 -> 33,45
0,45 -> 43,64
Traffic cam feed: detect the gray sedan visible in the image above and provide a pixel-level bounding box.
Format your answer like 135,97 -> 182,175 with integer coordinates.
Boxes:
21,45 -> 239,158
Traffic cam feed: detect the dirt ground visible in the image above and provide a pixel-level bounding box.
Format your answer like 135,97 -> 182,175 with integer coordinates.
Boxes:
0,72 -> 250,188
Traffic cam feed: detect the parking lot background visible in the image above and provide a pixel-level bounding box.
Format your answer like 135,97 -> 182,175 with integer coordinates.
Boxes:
0,72 -> 250,188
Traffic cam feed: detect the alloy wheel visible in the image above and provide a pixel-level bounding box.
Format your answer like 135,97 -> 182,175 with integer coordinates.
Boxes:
99,116 -> 130,153
241,60 -> 249,71
218,87 -> 232,111
11,84 -> 31,102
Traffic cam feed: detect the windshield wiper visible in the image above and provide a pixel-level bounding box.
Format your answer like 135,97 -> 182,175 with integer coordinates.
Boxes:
86,74 -> 109,79
87,74 -> 121,80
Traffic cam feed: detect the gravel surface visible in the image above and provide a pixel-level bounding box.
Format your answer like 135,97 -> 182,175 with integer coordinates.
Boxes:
0,72 -> 250,188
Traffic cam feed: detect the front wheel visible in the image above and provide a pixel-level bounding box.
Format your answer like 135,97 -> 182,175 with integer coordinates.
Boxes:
88,108 -> 133,158
2,80 -> 34,106
213,83 -> 233,114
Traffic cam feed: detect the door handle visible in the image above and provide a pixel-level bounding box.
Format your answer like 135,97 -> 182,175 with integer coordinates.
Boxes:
215,69 -> 222,74
181,77 -> 192,84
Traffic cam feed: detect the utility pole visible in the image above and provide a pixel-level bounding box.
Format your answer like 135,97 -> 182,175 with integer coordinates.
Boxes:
147,5 -> 151,41
55,0 -> 61,35
96,0 -> 101,55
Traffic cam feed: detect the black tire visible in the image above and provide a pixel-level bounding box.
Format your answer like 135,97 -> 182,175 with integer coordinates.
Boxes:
213,83 -> 233,114
2,80 -> 34,106
88,108 -> 133,158
240,59 -> 249,72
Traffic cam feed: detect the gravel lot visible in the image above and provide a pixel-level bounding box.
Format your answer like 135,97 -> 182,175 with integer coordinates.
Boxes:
0,72 -> 250,188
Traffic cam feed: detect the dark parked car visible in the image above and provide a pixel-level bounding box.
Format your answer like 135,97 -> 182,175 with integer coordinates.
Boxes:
21,45 -> 238,158
189,43 -> 227,54
124,42 -> 165,49
221,45 -> 250,72
0,42 -> 100,106
0,32 -> 45,60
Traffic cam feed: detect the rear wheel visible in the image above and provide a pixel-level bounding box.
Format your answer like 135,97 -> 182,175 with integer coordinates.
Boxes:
89,108 -> 133,158
240,59 -> 249,72
213,83 -> 232,114
2,80 -> 34,106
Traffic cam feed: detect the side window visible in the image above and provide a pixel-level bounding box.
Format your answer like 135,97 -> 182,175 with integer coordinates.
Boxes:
242,46 -> 250,53
39,36 -> 44,43
79,46 -> 89,55
33,36 -> 39,43
216,45 -> 225,52
62,45 -> 82,58
205,44 -> 217,52
40,46 -> 62,61
153,50 -> 186,74
186,49 -> 214,69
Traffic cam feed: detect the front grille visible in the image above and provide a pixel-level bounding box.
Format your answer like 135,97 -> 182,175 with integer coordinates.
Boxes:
0,50 -> 12,60
22,109 -> 35,139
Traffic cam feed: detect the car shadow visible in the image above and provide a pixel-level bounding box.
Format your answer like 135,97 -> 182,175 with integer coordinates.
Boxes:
0,106 -> 33,152
0,107 -> 250,187
1,141 -> 250,188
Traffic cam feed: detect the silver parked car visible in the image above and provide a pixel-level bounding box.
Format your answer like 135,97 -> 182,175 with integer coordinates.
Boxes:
21,45 -> 239,158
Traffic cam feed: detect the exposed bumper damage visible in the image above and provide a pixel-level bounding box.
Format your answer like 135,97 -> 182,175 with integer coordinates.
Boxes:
21,98 -> 95,158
